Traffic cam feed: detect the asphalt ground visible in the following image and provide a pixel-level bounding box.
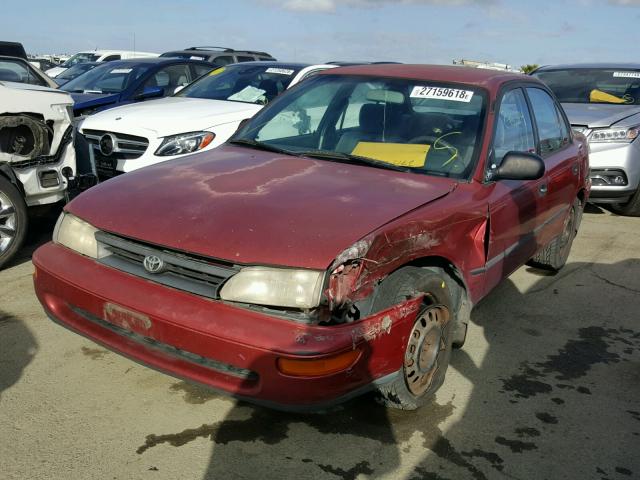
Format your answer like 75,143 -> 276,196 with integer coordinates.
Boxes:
0,206 -> 638,480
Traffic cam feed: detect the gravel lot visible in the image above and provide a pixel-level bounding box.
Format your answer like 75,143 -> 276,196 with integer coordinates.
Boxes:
1,206 -> 638,480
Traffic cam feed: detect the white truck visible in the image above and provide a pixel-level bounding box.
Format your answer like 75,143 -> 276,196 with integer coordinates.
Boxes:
0,81 -> 79,268
45,50 -> 159,78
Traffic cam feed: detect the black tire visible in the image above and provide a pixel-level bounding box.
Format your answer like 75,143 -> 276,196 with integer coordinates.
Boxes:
610,188 -> 640,217
528,198 -> 580,272
0,176 -> 28,270
372,267 -> 454,410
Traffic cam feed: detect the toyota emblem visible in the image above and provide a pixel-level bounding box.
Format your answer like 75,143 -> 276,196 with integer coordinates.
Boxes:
99,133 -> 116,156
143,255 -> 165,274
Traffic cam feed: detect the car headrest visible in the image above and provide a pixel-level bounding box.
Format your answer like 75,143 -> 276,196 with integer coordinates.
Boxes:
360,103 -> 385,134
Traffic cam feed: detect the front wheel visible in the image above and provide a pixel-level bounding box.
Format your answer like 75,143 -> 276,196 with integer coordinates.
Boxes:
372,267 -> 454,410
610,188 -> 640,217
0,176 -> 28,270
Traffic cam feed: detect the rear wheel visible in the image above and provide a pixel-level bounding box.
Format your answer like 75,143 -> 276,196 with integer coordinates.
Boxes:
0,176 -> 28,269
372,267 -> 454,410
528,198 -> 580,272
610,188 -> 640,217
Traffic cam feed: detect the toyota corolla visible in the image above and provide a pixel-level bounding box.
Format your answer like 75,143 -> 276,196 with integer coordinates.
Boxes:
33,65 -> 590,410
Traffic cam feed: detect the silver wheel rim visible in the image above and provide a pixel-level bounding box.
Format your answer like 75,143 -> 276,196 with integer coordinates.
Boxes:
404,303 -> 450,396
0,191 -> 17,254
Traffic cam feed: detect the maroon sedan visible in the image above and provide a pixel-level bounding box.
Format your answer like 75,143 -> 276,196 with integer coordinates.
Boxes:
33,65 -> 590,410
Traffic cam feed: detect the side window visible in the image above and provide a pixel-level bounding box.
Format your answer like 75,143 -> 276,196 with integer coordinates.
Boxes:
192,64 -> 213,78
102,55 -> 121,62
526,88 -> 569,156
213,56 -> 234,67
236,56 -> 254,62
142,64 -> 191,95
492,88 -> 536,162
0,59 -> 45,86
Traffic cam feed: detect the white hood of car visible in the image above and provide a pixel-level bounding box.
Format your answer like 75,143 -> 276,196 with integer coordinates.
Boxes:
80,97 -> 263,138
46,66 -> 66,77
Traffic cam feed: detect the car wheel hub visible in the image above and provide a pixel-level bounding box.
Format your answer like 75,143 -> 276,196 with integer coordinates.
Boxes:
404,304 -> 449,396
0,191 -> 17,254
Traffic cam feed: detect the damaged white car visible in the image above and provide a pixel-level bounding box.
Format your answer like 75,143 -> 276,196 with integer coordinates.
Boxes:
0,81 -> 76,268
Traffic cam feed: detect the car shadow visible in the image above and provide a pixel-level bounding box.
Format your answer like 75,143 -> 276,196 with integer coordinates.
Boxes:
0,310 -> 38,401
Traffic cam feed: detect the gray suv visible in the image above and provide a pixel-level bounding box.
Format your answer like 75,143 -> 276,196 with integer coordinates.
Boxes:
533,64 -> 640,216
160,46 -> 275,67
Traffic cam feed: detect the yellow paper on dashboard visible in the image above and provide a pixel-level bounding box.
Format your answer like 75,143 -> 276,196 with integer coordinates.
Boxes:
590,89 -> 627,104
351,142 -> 430,168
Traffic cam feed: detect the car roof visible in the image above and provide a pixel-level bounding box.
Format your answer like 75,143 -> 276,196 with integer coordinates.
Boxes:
224,61 -> 313,68
319,64 -> 531,91
92,57 -> 211,67
535,63 -> 640,71
161,48 -> 273,57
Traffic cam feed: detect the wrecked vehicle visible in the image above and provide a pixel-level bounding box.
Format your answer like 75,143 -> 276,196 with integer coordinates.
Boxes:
33,65 -> 590,410
0,81 -> 76,268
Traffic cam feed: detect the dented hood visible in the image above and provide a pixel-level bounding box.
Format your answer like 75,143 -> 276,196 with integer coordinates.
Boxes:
68,145 -> 455,269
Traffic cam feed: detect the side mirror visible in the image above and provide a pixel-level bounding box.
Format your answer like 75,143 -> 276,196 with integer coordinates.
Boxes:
136,86 -> 164,100
491,151 -> 545,181
173,85 -> 185,94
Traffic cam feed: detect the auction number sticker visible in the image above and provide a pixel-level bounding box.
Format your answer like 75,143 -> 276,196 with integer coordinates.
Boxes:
110,68 -> 132,74
410,86 -> 474,102
613,71 -> 640,79
265,68 -> 294,75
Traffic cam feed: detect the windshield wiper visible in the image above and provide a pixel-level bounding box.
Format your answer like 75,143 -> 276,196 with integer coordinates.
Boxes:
228,138 -> 299,156
299,150 -> 412,172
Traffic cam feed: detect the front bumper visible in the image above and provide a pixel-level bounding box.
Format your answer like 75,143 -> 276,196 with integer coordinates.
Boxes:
587,139 -> 640,203
33,242 -> 420,410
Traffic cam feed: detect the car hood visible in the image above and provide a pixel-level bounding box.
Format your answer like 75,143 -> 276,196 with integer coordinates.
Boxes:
68,145 -> 456,269
45,66 -> 66,77
69,92 -> 120,111
80,97 -> 263,137
561,103 -> 640,128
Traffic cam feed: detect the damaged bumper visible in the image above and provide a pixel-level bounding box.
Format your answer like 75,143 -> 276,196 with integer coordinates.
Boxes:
33,242 -> 422,410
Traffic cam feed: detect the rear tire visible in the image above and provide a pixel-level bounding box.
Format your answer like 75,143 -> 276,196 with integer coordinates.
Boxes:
610,188 -> 640,217
372,267 -> 454,410
528,198 -> 580,272
0,176 -> 28,270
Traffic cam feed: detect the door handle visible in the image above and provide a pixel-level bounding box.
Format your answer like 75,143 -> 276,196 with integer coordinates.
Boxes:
539,184 -> 548,196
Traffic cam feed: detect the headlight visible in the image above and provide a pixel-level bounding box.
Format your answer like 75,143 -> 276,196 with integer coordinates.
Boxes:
589,126 -> 639,143
155,131 -> 215,156
51,103 -> 73,121
53,213 -> 108,259
219,267 -> 325,309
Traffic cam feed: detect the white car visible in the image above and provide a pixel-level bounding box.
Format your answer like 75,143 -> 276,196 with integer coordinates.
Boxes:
0,81 -> 77,267
45,50 -> 159,78
77,62 -> 336,180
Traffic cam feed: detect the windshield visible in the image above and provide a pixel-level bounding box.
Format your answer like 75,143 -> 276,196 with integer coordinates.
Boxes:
233,75 -> 487,178
534,68 -> 640,105
61,53 -> 101,68
61,63 -> 152,94
57,63 -> 98,81
176,64 -> 303,105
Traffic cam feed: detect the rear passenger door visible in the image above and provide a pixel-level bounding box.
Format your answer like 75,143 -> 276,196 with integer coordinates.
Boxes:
525,87 -> 579,248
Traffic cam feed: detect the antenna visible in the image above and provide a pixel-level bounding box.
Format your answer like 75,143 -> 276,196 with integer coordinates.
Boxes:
133,32 -> 136,54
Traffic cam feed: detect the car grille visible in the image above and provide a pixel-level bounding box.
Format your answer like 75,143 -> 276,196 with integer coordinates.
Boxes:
82,129 -> 149,159
95,231 -> 239,299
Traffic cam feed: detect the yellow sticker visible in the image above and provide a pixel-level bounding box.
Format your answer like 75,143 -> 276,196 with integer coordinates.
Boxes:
208,67 -> 225,76
351,142 -> 430,168
590,89 -> 628,104
441,281 -> 446,289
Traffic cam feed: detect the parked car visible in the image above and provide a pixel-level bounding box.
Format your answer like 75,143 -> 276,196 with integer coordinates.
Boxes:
53,62 -> 100,86
0,56 -> 57,88
60,57 -> 215,116
160,46 -> 275,66
45,50 -> 159,78
33,65 -> 589,410
0,81 -> 76,268
29,58 -> 58,72
77,61 -> 335,180
532,63 -> 640,216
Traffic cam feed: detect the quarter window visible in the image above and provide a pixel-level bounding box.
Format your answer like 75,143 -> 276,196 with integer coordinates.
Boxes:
213,56 -> 234,66
526,88 -> 569,155
493,88 -> 536,163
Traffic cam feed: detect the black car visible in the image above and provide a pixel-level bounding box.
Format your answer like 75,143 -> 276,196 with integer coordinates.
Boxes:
160,46 -> 275,67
